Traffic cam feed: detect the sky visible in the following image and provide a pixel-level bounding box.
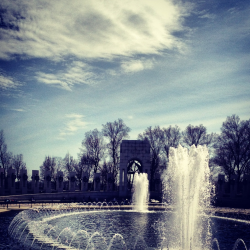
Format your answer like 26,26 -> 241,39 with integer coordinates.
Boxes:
0,0 -> 250,175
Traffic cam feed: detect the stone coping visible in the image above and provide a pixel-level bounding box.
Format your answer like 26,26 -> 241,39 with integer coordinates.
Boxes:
1,204 -> 250,216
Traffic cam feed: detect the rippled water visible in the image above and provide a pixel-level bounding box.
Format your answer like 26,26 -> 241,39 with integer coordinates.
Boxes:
2,209 -> 250,249
0,210 -> 20,249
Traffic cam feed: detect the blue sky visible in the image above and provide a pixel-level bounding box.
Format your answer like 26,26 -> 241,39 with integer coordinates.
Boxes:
0,0 -> 250,174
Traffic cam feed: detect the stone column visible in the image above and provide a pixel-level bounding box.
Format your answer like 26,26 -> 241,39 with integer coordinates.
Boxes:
217,174 -> 225,197
81,172 -> 89,191
119,167 -> 126,193
56,171 -> 64,192
32,170 -> 40,193
44,171 -> 52,193
106,173 -> 114,191
230,174 -> 237,199
243,175 -> 250,199
7,168 -> 16,195
94,173 -> 101,191
0,168 -> 5,196
154,173 -> 161,192
69,172 -> 76,192
20,169 -> 28,194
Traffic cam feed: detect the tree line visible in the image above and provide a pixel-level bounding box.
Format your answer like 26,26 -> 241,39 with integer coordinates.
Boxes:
0,130 -> 26,180
1,114 -> 250,187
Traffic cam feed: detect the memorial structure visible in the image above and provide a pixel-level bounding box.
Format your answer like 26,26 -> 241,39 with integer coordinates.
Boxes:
216,173 -> 250,207
20,169 -> 28,194
32,170 -> 40,193
0,168 -> 5,196
81,172 -> 89,191
7,168 -> 16,195
94,173 -> 101,191
106,173 -> 114,191
69,171 -> 76,192
56,171 -> 64,192
0,140 -> 159,201
119,140 -> 151,197
44,171 -> 52,193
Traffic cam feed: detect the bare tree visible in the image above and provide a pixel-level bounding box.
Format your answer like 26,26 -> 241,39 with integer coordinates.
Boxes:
138,126 -> 163,188
102,119 -> 130,183
12,154 -> 26,179
40,156 -> 58,182
63,153 -> 77,179
182,124 -> 215,147
77,153 -> 97,190
55,157 -> 64,174
213,115 -> 250,182
74,161 -> 84,189
0,130 -> 12,175
79,153 -> 95,179
81,129 -> 106,174
161,125 -> 182,161
99,161 -> 114,190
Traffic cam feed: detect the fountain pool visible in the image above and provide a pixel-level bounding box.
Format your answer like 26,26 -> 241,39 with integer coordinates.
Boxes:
7,206 -> 250,249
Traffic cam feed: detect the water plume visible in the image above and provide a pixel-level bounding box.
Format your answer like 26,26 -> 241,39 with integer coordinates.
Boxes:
132,173 -> 149,212
163,145 -> 211,249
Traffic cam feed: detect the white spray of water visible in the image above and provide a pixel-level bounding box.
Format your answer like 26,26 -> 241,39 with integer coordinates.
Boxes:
132,173 -> 149,212
163,145 -> 211,250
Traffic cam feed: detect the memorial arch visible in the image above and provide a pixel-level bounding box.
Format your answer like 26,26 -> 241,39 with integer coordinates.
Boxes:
127,158 -> 142,190
119,140 -> 151,197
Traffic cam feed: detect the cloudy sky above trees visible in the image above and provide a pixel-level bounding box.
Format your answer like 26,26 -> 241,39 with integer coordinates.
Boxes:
0,0 -> 249,172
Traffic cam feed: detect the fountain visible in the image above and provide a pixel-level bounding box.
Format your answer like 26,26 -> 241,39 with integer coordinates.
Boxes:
6,145 -> 250,249
162,144 -> 211,249
132,172 -> 149,211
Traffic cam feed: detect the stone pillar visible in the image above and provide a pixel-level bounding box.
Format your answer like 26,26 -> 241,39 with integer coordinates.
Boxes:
32,170 -> 40,193
20,169 -> 28,194
69,172 -> 76,192
94,173 -> 101,191
7,168 -> 16,195
44,171 -> 52,193
243,175 -> 250,199
119,167 -> 126,193
230,174 -> 237,199
81,172 -> 89,191
0,168 -> 5,196
56,171 -> 64,192
154,173 -> 161,192
217,174 -> 225,197
107,173 -> 114,191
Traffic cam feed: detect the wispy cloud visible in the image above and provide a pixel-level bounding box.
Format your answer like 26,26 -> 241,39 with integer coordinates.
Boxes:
0,0 -> 189,61
0,74 -> 20,89
58,113 -> 87,140
11,108 -> 25,112
36,61 -> 94,90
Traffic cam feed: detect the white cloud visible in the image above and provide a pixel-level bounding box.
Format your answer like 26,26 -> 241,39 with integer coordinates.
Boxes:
0,0 -> 188,61
36,61 -> 94,90
58,113 -> 87,140
11,108 -> 25,112
0,74 -> 19,89
121,59 -> 154,73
